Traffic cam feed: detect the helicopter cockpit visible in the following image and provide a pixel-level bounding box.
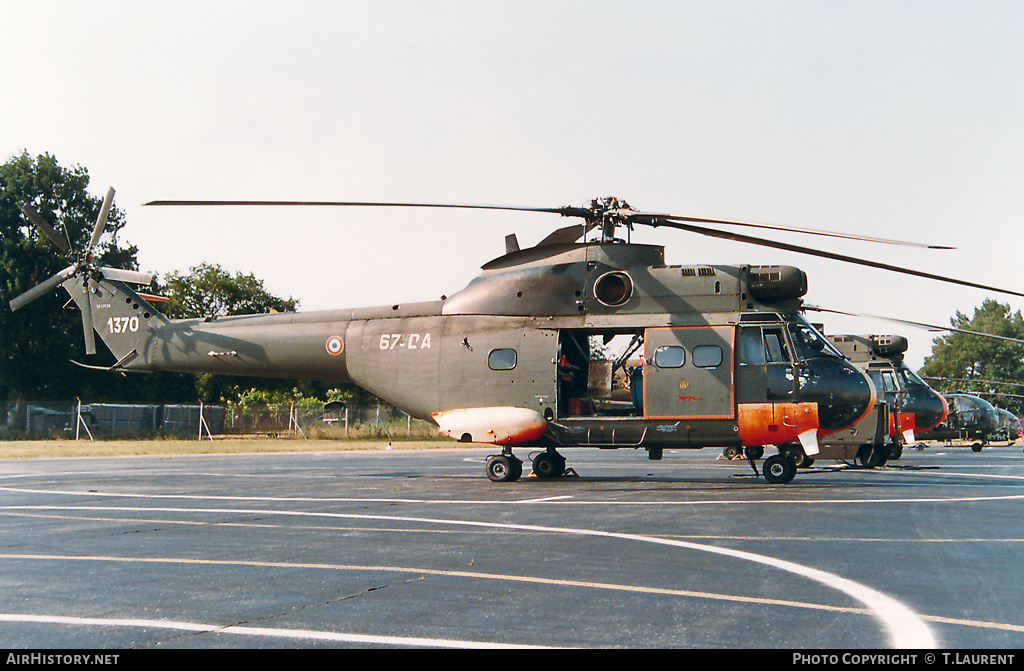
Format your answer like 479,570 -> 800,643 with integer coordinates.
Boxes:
555,314 -> 871,434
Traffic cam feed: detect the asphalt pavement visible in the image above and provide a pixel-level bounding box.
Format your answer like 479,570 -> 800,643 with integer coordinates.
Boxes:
0,443 -> 1022,651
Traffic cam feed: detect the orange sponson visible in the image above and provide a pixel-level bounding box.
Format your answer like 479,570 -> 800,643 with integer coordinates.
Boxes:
891,411 -> 916,439
738,402 -> 819,446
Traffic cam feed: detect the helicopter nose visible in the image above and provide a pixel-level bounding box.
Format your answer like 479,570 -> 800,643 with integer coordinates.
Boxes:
911,390 -> 949,433
796,357 -> 876,433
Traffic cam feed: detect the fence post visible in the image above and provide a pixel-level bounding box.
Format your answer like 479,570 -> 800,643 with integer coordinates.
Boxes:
75,398 -> 94,442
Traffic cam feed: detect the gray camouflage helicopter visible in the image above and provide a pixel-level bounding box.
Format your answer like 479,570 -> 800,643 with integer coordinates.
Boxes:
916,392 -> 1000,451
817,334 -> 948,464
719,333 -> 949,468
12,191 -> 1024,484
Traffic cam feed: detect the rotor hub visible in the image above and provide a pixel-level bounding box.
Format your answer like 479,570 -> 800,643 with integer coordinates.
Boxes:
583,196 -> 636,242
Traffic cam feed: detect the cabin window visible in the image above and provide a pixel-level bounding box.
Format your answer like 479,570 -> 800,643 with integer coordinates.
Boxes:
488,348 -> 518,370
764,329 -> 790,363
654,345 -> 686,368
692,345 -> 723,368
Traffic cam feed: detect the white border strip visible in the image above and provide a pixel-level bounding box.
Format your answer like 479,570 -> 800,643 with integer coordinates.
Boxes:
0,613 -> 542,648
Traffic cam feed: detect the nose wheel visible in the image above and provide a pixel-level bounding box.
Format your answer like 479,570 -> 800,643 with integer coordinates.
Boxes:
762,453 -> 797,484
485,451 -> 523,482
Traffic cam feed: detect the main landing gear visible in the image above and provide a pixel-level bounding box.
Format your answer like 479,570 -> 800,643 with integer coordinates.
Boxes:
738,445 -> 798,484
485,447 -> 568,482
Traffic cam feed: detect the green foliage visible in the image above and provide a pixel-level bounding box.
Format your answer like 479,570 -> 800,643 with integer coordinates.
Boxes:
233,387 -> 322,409
920,299 -> 1024,414
155,262 -> 298,319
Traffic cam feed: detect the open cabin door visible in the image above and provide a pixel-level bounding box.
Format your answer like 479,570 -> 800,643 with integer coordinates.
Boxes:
642,326 -> 735,420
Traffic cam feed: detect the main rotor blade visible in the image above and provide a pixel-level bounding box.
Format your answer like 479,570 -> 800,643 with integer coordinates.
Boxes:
8,265 -> 77,311
923,376 -> 1024,388
639,213 -> 953,249
19,204 -> 71,254
656,219 -> 1024,298
804,305 -> 1024,345
86,187 -> 115,255
143,199 -> 585,217
99,267 -> 154,285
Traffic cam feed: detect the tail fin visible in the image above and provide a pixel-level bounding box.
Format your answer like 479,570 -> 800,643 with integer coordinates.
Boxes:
62,274 -> 167,366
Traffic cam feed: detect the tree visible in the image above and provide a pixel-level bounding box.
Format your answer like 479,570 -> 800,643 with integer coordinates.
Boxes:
0,151 -> 142,401
920,299 -> 1024,414
153,262 -> 315,403
155,262 -> 298,319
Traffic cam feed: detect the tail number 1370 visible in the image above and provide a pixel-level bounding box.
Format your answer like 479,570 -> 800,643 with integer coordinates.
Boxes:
108,316 -> 140,334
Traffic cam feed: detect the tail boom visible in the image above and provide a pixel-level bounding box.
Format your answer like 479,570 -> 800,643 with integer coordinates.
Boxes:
62,275 -> 353,383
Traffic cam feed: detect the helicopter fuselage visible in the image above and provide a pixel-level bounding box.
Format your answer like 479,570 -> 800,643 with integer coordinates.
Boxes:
66,240 -> 876,464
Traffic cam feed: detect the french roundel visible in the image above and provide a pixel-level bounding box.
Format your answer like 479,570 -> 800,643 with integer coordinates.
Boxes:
325,335 -> 344,355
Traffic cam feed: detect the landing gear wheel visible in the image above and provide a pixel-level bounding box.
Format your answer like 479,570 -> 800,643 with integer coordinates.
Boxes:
532,451 -> 566,479
486,454 -> 523,482
972,443 -> 983,453
723,446 -> 742,460
744,446 -> 764,460
857,444 -> 886,468
763,454 -> 796,484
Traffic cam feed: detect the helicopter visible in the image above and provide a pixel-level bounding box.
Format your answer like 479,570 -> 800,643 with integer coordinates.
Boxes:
915,392 -> 1001,452
817,334 -> 948,464
11,191 -> 1024,484
919,375 -> 1024,447
720,333 -> 950,468
993,407 -> 1022,444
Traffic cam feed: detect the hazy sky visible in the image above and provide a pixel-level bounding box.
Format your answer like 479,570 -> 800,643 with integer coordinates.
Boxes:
5,1 -> 1024,368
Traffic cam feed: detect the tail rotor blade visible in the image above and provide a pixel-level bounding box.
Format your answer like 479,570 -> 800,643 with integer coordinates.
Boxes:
87,187 -> 115,256
100,267 -> 154,285
81,285 -> 96,355
8,265 -> 77,311
20,204 -> 71,255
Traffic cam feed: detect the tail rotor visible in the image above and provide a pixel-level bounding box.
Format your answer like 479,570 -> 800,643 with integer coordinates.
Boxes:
8,186 -> 153,355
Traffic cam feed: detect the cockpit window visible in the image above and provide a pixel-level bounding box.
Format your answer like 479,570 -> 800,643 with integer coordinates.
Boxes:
786,318 -> 843,360
899,367 -> 933,390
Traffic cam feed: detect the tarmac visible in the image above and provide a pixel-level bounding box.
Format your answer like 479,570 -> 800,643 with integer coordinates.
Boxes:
0,443 -> 1022,650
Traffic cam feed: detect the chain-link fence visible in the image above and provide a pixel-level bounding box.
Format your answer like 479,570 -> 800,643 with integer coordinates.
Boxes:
1,400 -> 439,441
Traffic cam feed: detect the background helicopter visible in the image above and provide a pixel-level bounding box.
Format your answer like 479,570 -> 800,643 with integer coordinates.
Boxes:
915,392 -> 1000,452
919,376 -> 1024,447
817,334 -> 948,464
993,408 -> 1022,444
11,192 -> 1024,484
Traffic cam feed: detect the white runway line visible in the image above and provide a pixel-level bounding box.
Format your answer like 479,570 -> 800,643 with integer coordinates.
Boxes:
0,613 -> 545,648
0,503 -> 937,648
